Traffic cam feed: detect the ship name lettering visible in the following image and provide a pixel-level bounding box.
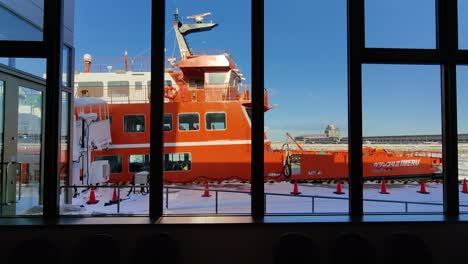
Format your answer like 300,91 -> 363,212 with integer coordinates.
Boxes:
373,159 -> 421,168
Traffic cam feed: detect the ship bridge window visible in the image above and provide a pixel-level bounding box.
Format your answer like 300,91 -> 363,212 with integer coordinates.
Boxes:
108,81 -> 129,97
164,153 -> 192,171
229,73 -> 239,88
178,113 -> 200,131
244,106 -> 252,122
135,81 -> 142,90
147,80 -> 151,99
165,80 -> 173,86
124,115 -> 145,132
189,78 -> 203,88
207,72 -> 227,85
164,113 -> 172,131
77,81 -> 104,97
129,154 -> 150,173
206,112 -> 226,130
94,155 -> 122,174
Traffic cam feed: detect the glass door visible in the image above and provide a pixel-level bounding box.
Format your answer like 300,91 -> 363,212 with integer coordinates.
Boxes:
0,68 -> 44,216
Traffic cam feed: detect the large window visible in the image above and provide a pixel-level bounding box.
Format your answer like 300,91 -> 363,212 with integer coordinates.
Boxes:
5,0 -> 468,221
264,0 -> 348,215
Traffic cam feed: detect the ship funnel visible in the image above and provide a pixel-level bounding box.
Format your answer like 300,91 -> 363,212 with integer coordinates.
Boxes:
83,53 -> 92,73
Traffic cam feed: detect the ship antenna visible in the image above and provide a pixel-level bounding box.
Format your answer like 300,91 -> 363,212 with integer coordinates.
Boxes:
173,10 -> 217,59
174,7 -> 179,21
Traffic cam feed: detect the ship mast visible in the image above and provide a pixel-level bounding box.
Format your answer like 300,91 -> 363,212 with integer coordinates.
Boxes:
173,9 -> 218,59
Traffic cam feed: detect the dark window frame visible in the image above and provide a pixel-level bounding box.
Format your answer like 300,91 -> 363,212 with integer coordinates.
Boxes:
123,114 -> 145,133
128,154 -> 150,173
1,0 -> 465,223
94,155 -> 123,174
77,81 -> 104,97
163,152 -> 192,172
178,112 -> 200,131
164,113 -> 172,132
347,0 -> 460,217
107,80 -> 130,97
205,112 -> 227,131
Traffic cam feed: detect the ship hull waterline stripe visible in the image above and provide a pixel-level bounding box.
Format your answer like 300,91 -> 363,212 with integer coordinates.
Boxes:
106,140 -> 266,149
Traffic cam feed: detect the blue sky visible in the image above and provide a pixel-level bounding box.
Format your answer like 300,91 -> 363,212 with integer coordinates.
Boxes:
73,0 -> 468,140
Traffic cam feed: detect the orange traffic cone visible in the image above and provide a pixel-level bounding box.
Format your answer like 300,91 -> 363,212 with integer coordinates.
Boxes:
379,179 -> 389,194
334,179 -> 345,195
290,180 -> 301,195
417,179 -> 430,194
462,179 -> 468,194
86,186 -> 99,204
202,182 -> 211,197
111,185 -> 118,202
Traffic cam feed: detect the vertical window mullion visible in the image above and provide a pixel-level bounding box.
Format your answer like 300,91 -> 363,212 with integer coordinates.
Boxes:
437,0 -> 459,217
43,0 -> 64,219
150,0 -> 165,220
251,0 -> 265,220
347,0 -> 365,218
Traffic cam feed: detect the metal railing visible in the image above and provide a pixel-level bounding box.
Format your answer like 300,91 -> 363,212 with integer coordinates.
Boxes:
59,184 -> 149,214
75,85 -> 150,104
60,184 -> 468,215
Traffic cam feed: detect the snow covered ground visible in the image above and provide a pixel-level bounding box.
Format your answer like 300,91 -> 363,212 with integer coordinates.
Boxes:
51,180 -> 468,216
10,153 -> 468,216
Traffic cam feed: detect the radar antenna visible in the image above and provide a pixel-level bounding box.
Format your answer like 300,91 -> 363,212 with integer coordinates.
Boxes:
187,12 -> 211,23
173,10 -> 217,59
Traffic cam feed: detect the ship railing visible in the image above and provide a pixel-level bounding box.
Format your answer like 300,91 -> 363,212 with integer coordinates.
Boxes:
58,184 -> 467,215
74,85 -> 150,104
78,57 -> 151,73
190,50 -> 229,56
203,83 -> 252,102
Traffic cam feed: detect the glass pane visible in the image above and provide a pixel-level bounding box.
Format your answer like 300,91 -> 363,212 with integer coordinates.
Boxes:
459,0 -> 468,49
363,65 -> 442,214
124,115 -> 145,132
163,0 -> 251,215
0,58 -> 46,80
164,114 -> 172,131
62,0 -> 151,216
264,0 -> 349,215
59,92 -> 70,209
16,86 -> 43,215
178,113 -> 199,131
365,0 -> 436,49
129,154 -> 149,173
0,2 -> 43,41
0,81 -> 3,215
457,66 -> 468,213
63,46 -> 70,87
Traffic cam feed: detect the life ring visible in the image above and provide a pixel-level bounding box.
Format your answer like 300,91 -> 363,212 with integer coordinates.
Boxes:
283,153 -> 292,179
283,162 -> 291,179
164,86 -> 178,100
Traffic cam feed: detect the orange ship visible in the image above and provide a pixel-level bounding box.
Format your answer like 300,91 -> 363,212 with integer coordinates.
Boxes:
72,11 -> 442,185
